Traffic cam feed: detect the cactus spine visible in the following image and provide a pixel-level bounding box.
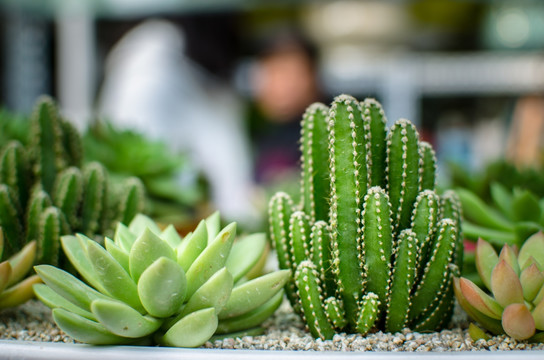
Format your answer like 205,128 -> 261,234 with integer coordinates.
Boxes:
269,95 -> 462,339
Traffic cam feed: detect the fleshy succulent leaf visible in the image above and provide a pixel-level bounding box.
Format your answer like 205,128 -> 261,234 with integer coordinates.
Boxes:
520,263 -> 544,303
159,307 -> 218,348
129,228 -> 176,283
491,259 -> 524,308
502,303 -> 535,340
475,238 -> 499,292
176,220 -> 207,272
459,277 -> 503,320
182,267 -> 232,317
226,233 -> 266,283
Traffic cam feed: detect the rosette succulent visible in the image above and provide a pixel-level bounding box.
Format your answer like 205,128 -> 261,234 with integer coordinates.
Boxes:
454,232 -> 544,342
34,213 -> 290,347
269,95 -> 462,340
0,228 -> 41,309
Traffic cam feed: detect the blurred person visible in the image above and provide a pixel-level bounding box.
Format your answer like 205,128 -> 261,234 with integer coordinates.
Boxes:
97,19 -> 261,228
247,28 -> 324,184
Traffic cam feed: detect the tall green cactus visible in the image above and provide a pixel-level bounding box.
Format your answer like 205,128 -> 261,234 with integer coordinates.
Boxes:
0,97 -> 146,266
269,95 -> 462,339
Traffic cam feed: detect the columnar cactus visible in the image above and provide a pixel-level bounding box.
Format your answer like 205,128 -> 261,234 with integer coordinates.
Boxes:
454,233 -> 544,342
269,95 -> 462,339
0,97 -> 145,265
34,213 -> 290,347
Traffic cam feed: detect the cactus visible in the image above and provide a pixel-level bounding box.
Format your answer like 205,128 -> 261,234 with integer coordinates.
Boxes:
34,213 -> 290,347
0,97 -> 145,266
0,228 -> 41,309
269,95 -> 462,339
454,233 -> 544,342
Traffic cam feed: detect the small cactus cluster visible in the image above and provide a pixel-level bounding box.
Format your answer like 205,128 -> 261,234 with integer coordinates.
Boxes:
0,229 -> 41,309
34,213 -> 290,347
0,97 -> 145,266
269,95 -> 462,339
454,233 -> 544,342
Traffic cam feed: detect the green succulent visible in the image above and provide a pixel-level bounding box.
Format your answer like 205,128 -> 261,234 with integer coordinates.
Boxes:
0,97 -> 145,265
454,233 -> 544,342
0,228 -> 41,309
34,212 -> 290,347
269,95 -> 462,339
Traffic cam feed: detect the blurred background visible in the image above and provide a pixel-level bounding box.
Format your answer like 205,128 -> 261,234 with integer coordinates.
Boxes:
1,0 -> 543,230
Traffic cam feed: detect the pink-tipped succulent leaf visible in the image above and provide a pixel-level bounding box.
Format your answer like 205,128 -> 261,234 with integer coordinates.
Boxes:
475,238 -> 498,291
502,303 -> 535,340
491,260 -> 524,308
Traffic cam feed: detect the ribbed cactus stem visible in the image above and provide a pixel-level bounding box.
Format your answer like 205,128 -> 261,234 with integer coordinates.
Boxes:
301,103 -> 330,223
328,95 -> 367,325
29,97 -> 67,194
0,184 -> 23,257
385,229 -> 418,333
53,167 -> 83,230
418,142 -> 437,191
440,191 -> 463,271
37,206 -> 69,265
294,260 -> 335,340
60,120 -> 83,168
289,211 -> 311,265
355,292 -> 380,335
0,141 -> 30,208
361,99 -> 387,188
26,188 -> 53,244
410,190 -> 439,276
310,221 -> 335,299
116,177 -> 145,226
81,162 -> 107,236
387,119 -> 420,232
361,186 -> 393,314
324,297 -> 347,329
409,218 -> 457,322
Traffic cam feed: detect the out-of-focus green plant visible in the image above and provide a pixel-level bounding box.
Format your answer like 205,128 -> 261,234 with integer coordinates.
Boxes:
83,120 -> 207,226
0,97 -> 145,266
34,212 -> 289,347
454,233 -> 544,342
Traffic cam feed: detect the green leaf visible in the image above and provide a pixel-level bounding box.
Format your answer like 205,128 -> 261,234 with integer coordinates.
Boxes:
226,233 -> 266,283
182,267 -> 232,316
53,308 -> 126,345
129,228 -> 176,282
176,220 -> 207,272
160,307 -> 218,348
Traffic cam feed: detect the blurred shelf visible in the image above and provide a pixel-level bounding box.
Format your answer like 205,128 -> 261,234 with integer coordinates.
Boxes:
321,51 -> 544,125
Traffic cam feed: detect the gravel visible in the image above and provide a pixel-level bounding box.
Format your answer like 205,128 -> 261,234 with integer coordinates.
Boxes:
1,299 -> 543,351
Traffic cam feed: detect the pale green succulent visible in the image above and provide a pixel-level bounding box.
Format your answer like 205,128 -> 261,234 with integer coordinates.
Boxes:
34,213 -> 290,347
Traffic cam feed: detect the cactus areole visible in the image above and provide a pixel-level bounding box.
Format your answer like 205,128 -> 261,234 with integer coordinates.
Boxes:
268,95 -> 462,339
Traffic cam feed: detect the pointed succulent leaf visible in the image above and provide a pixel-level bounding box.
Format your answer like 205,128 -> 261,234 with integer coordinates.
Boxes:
219,269 -> 290,319
185,223 -> 236,298
138,257 -> 186,318
215,289 -> 284,334
498,244 -> 520,276
459,277 -> 503,320
502,303 -> 535,340
533,297 -> 544,331
455,188 -> 514,232
226,233 -> 266,283
129,228 -> 176,282
475,238 -> 499,292
490,183 -> 513,220
128,214 -> 161,237
104,237 -> 129,272
205,211 -> 221,244
87,241 -> 143,312
61,235 -> 107,293
356,292 -> 380,336
114,222 -> 138,253
33,283 -> 95,320
6,240 -> 36,287
160,307 -> 218,348
491,260 -> 526,308
91,299 -> 162,338
468,322 -> 491,341
511,189 -> 541,223
0,274 -> 41,309
518,232 -> 544,270
52,308 -> 127,345
520,263 -> 544,303
294,260 -> 335,340
176,219 -> 207,272
453,277 -> 504,335
462,221 -> 518,245
161,224 -> 182,248
0,261 -> 11,293
182,267 -> 232,317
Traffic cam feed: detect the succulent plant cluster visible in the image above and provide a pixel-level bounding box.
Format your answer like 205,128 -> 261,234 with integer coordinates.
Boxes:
454,233 -> 544,342
268,95 -> 462,340
457,184 -> 544,249
0,97 -> 145,266
34,213 -> 290,347
0,229 -> 41,309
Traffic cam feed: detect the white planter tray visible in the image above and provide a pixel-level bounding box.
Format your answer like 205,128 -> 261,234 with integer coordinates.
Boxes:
0,340 -> 543,360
